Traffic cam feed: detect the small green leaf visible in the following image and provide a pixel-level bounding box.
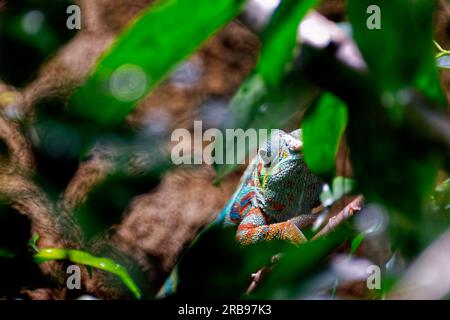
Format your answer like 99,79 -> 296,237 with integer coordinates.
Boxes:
348,0 -> 444,106
86,266 -> 93,279
302,93 -> 348,176
350,232 -> 365,257
28,233 -> 40,253
34,248 -> 142,299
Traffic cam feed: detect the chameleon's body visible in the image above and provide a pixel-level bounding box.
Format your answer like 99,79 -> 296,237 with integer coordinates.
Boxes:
158,129 -> 322,297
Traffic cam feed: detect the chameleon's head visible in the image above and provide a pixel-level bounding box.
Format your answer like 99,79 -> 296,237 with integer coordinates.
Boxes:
257,129 -> 303,172
255,129 -> 322,220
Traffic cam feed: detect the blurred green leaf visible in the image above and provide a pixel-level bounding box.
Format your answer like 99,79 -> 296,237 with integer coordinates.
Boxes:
34,248 -> 142,299
347,89 -> 439,257
347,0 -> 439,95
69,0 -> 246,126
348,0 -> 444,105
302,93 -> 348,176
320,176 -> 356,207
0,248 -> 16,258
258,0 -> 319,88
436,55 -> 450,69
350,232 -> 365,257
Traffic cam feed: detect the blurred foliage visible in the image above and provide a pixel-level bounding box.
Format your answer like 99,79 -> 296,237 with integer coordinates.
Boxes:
214,0 -> 320,180
0,0 -> 450,300
344,0 -> 443,257
258,0 -> 318,88
349,232 -> 365,257
420,178 -> 450,247
0,0 -> 75,86
302,93 -> 348,177
70,0 -> 246,127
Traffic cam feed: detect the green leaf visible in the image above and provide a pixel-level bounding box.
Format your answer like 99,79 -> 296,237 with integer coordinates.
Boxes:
421,179 -> 450,247
350,232 -> 365,257
258,0 -> 319,88
302,93 -> 348,176
69,0 -> 246,126
34,248 -> 142,299
347,0 -> 437,92
28,233 -> 40,253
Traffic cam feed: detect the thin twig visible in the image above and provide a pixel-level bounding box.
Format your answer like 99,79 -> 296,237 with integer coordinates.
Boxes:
312,195 -> 364,240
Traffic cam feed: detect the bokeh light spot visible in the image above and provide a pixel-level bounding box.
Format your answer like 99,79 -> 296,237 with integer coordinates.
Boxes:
109,64 -> 148,102
22,10 -> 44,35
